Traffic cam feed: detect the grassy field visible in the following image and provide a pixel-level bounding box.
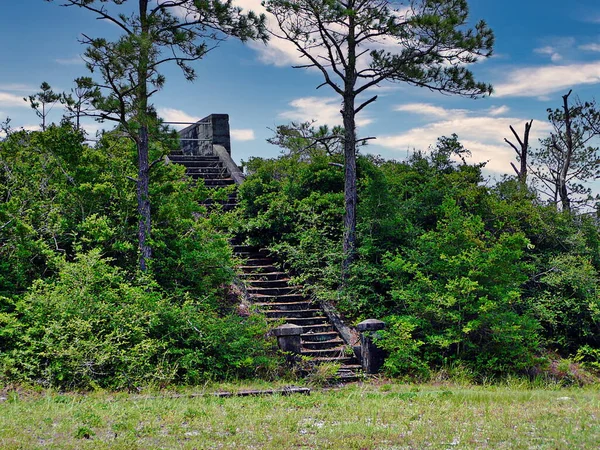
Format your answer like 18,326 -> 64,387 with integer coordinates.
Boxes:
1,381 -> 599,449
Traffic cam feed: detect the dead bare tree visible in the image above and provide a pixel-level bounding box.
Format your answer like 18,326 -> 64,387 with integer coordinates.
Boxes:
505,120 -> 533,185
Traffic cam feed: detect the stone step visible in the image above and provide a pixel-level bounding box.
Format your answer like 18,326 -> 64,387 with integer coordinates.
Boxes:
232,245 -> 255,253
245,279 -> 291,288
169,155 -> 220,161
189,171 -> 230,179
184,166 -> 227,173
248,293 -> 306,303
265,309 -> 322,319
299,323 -> 335,334
247,286 -> 301,296
241,258 -> 277,267
305,356 -> 356,365
238,271 -> 288,281
174,160 -> 224,168
302,338 -> 345,350
254,301 -> 313,311
200,178 -> 236,186
269,316 -> 328,326
301,331 -> 340,342
239,265 -> 279,274
301,346 -> 350,358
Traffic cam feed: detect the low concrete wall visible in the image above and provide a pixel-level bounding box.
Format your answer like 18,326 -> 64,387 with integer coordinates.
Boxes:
214,144 -> 245,185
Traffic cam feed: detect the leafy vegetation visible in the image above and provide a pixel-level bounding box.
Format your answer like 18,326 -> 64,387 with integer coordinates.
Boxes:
237,133 -> 600,380
0,124 -> 280,388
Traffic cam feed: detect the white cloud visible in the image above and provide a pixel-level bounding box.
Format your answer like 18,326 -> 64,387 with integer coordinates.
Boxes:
231,128 -> 255,141
0,92 -> 28,108
487,105 -> 510,116
55,56 -> 84,65
280,96 -> 373,127
579,43 -> 600,52
534,46 -> 563,63
494,61 -> 600,98
376,107 -> 552,174
158,107 -> 200,129
0,83 -> 35,93
393,103 -> 464,119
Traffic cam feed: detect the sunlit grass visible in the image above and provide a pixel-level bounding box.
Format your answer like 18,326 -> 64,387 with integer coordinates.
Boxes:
1,382 -> 599,449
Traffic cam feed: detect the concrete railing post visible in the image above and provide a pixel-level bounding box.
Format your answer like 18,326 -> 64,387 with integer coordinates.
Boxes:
357,319 -> 386,374
273,324 -> 303,360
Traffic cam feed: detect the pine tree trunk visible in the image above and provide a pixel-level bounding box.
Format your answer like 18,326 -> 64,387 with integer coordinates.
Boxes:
341,8 -> 357,278
137,124 -> 151,271
137,0 -> 152,271
342,98 -> 357,277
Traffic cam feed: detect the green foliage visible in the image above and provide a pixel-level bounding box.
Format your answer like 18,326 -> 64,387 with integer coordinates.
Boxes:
238,132 -> 600,378
382,198 -> 540,373
0,125 -> 280,386
0,251 -> 279,389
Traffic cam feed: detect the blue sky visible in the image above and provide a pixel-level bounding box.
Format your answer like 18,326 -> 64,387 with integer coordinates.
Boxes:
2,0 -> 600,175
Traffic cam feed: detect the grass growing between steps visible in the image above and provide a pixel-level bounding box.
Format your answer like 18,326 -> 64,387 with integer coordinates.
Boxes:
1,382 -> 599,449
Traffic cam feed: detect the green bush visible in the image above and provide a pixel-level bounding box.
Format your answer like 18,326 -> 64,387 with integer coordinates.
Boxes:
1,251 -> 279,389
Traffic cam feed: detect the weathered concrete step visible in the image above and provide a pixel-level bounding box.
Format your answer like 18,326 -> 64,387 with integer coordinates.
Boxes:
248,293 -> 306,303
199,178 -> 236,186
299,324 -> 334,334
239,265 -> 279,274
306,356 -> 356,365
241,258 -> 277,267
245,279 -> 291,288
301,331 -> 339,342
247,286 -> 301,296
184,166 -> 227,173
232,245 -> 255,253
234,251 -> 270,258
269,317 -> 328,326
302,338 -> 345,350
188,172 -> 230,179
175,160 -> 224,168
254,301 -> 313,311
169,155 -> 220,161
238,271 -> 287,281
265,309 -> 322,319
301,347 -> 350,358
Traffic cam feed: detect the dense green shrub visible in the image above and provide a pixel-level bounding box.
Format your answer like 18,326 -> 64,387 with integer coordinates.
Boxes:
237,140 -> 600,378
0,251 -> 279,389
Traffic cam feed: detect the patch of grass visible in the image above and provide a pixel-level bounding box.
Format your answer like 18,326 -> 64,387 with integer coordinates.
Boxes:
0,382 -> 599,449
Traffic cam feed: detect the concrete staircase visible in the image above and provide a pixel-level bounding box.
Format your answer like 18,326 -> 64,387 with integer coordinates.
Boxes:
168,154 -> 238,211
169,153 -> 362,381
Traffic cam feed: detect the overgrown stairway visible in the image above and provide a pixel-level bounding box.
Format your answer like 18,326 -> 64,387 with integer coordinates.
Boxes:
168,153 -> 238,210
169,152 -> 362,381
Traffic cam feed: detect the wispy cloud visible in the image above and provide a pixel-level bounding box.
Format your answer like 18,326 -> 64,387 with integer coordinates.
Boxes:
231,129 -> 255,141
375,104 -> 551,174
0,92 -> 28,108
0,83 -> 35,93
55,56 -> 84,65
533,46 -> 563,63
494,61 -> 600,98
280,96 -> 373,127
158,107 -> 200,129
579,43 -> 600,52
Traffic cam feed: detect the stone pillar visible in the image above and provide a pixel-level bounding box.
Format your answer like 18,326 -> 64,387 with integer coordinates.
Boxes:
273,324 -> 303,356
357,319 -> 386,374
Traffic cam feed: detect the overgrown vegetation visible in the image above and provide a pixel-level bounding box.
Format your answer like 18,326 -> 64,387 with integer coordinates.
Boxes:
237,133 -> 600,381
0,124 -> 280,389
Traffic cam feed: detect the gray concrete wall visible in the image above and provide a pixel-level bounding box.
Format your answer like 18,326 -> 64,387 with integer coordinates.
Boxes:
178,114 -> 231,155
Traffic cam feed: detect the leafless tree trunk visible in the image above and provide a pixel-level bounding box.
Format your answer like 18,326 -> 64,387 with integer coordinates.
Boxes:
505,120 -> 533,185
